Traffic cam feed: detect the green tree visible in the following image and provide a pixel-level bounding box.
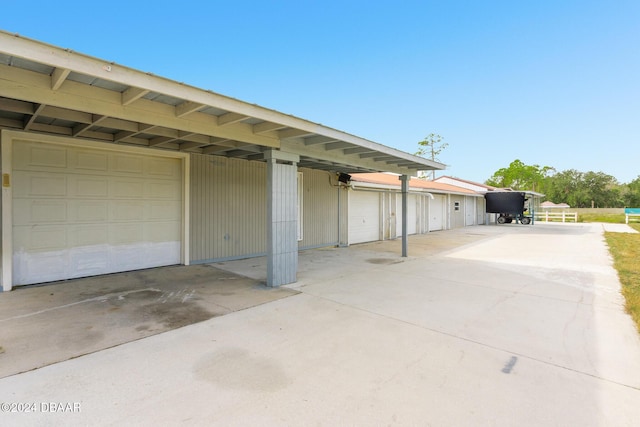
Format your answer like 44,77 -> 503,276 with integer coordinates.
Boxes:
582,171 -> 621,208
486,159 -> 553,191
415,133 -> 448,180
543,170 -> 623,208
624,176 -> 640,207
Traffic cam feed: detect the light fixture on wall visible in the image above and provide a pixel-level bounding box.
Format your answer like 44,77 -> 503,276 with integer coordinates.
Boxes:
337,173 -> 352,184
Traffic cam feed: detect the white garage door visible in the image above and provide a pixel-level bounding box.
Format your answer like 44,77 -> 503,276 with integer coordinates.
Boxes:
429,195 -> 445,231
396,194 -> 417,237
349,191 -> 380,244
11,140 -> 183,286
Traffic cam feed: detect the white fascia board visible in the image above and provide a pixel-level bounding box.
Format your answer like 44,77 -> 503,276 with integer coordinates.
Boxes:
349,181 -> 436,197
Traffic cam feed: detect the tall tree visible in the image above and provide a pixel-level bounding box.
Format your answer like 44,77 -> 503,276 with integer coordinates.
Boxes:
415,133 -> 448,180
538,169 -> 624,208
542,169 -> 586,207
486,159 -> 553,191
582,171 -> 621,208
623,176 -> 640,207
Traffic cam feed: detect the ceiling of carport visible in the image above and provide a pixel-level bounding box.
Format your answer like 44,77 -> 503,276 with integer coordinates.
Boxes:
0,31 -> 445,176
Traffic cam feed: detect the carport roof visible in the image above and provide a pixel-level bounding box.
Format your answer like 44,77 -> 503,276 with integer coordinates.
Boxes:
0,31 -> 444,176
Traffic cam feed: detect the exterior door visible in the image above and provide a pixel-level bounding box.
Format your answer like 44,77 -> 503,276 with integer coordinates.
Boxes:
429,195 -> 445,231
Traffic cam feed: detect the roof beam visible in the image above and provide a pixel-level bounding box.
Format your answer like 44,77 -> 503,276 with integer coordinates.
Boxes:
23,103 -> 46,130
246,153 -> 265,161
304,136 -> 338,146
149,136 -> 174,147
73,114 -> 107,136
40,105 -> 93,124
217,112 -> 248,126
180,133 -> 210,145
0,117 -> 23,128
279,129 -> 313,139
253,121 -> 287,134
75,129 -> 115,142
114,131 -> 136,142
0,63 -> 281,147
281,139 -> 417,176
0,97 -> 34,114
175,101 -> 205,118
343,146 -> 375,155
51,67 -> 70,90
324,141 -> 353,151
27,121 -> 72,136
372,156 -> 396,161
121,87 -> 150,106
179,141 -> 208,151
202,143 -> 237,154
359,152 -> 383,159
99,117 -> 139,132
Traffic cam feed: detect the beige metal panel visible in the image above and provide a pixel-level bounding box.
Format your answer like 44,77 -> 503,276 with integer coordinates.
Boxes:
189,154 -> 267,262
298,168 -> 340,249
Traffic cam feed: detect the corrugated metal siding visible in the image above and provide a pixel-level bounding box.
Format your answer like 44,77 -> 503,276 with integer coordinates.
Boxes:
338,183 -> 348,246
299,168 -> 340,249
190,154 -> 267,262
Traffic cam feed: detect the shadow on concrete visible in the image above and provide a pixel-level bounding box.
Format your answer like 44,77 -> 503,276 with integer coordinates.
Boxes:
0,264 -> 297,378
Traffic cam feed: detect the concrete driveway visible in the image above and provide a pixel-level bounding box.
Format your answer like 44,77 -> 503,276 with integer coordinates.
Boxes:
0,264 -> 296,378
1,223 -> 639,426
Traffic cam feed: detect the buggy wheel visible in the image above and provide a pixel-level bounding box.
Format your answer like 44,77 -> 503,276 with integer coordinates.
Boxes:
521,217 -> 531,225
497,216 -> 506,224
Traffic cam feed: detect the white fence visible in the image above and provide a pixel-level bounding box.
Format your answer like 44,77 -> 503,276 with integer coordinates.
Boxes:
626,215 -> 640,224
534,211 -> 578,223
625,208 -> 640,224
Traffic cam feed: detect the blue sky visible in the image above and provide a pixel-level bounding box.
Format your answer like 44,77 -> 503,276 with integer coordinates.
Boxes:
3,1 -> 639,183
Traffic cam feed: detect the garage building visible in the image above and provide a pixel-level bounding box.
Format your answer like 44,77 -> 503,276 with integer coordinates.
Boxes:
347,173 -> 485,244
0,32 -> 444,291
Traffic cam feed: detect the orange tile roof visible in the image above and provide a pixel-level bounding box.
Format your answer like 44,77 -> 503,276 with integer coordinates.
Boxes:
350,173 -> 479,195
434,175 -> 496,190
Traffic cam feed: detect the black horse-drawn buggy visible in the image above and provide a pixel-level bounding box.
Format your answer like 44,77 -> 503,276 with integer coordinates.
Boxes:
485,192 -> 532,225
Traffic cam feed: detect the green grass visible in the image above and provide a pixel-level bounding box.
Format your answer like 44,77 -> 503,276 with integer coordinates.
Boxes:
579,213 -> 627,223
605,223 -> 640,333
